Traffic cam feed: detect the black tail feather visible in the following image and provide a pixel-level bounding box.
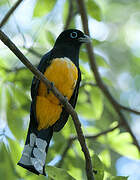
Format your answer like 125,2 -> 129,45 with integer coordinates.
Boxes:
18,127 -> 53,176
17,162 -> 41,175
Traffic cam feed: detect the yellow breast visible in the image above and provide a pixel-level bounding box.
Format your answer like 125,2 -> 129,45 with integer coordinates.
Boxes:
36,57 -> 78,130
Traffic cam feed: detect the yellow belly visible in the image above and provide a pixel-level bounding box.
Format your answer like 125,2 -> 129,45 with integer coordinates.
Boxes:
36,57 -> 78,130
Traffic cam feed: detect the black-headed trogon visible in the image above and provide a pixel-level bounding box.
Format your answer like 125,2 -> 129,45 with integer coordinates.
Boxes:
18,29 -> 90,176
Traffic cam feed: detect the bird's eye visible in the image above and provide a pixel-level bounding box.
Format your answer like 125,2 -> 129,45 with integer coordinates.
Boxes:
70,32 -> 78,39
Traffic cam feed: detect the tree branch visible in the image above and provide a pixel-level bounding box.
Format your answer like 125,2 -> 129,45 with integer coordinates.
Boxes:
0,64 -> 27,73
0,0 -> 23,28
57,138 -> 73,168
80,81 -> 97,88
0,29 -> 94,180
84,124 -> 120,140
80,81 -> 140,115
77,0 -> 140,151
79,81 -> 140,114
58,124 -> 120,168
25,47 -> 42,58
117,104 -> 140,115
64,0 -> 74,30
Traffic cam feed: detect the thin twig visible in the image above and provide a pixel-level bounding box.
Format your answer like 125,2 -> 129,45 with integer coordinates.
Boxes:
57,138 -> 73,168
79,79 -> 140,115
118,104 -> 140,115
77,0 -> 140,151
84,124 -> 120,139
0,0 -> 23,28
64,0 -> 74,30
80,82 -> 97,88
25,47 -> 42,58
0,29 -> 94,180
58,124 -> 120,168
80,81 -> 140,115
0,64 -> 26,73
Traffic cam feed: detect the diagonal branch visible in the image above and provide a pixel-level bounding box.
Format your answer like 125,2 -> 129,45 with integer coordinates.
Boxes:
80,81 -> 97,88
80,82 -> 140,115
84,124 -> 120,139
57,138 -> 73,168
64,0 -> 74,30
0,29 -> 94,180
0,64 -> 26,73
117,104 -> 140,115
25,47 -> 42,58
58,124 -> 120,168
0,0 -> 23,28
77,0 -> 140,151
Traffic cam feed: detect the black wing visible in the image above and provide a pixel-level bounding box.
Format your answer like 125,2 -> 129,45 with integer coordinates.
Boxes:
53,68 -> 81,132
31,51 -> 52,99
30,51 -> 52,127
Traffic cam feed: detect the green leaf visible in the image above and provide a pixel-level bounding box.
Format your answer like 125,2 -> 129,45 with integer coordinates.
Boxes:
80,49 -> 89,62
92,154 -> 104,180
99,150 -> 111,169
61,117 -> 76,138
111,176 -> 128,180
107,130 -> 140,159
92,39 -> 101,46
95,54 -> 109,68
62,0 -> 69,24
8,139 -> 21,164
8,139 -> 27,177
6,85 -> 29,140
80,64 -> 94,82
86,0 -> 101,21
102,77 -> 113,87
62,0 -> 76,29
46,31 -> 55,45
0,0 -> 7,5
46,166 -> 76,180
77,87 -> 103,119
90,87 -> 103,119
0,145 -> 19,179
33,0 -> 56,17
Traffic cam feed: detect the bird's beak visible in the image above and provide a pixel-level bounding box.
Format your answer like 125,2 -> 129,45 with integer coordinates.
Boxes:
78,34 -> 91,43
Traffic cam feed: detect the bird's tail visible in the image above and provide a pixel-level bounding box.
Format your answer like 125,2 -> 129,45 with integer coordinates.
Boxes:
18,127 -> 53,176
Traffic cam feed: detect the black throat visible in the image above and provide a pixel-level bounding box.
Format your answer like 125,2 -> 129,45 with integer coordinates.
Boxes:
51,43 -> 80,67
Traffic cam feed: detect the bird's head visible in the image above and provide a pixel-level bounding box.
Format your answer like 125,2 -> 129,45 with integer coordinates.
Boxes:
52,29 -> 90,65
54,29 -> 91,47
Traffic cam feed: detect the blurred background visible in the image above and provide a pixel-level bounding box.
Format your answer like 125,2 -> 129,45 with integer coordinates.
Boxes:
0,0 -> 140,179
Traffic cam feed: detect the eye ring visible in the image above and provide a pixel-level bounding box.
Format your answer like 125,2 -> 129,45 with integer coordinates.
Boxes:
70,32 -> 78,39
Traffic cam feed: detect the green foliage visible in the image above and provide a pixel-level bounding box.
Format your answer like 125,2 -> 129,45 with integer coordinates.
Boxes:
33,0 -> 56,17
62,1 -> 76,28
46,166 -> 76,180
0,0 -> 140,179
92,154 -> 104,180
86,0 -> 101,20
95,54 -> 109,68
0,0 -> 7,6
77,87 -> 103,119
111,176 -> 128,180
46,30 -> 55,45
106,130 -> 140,159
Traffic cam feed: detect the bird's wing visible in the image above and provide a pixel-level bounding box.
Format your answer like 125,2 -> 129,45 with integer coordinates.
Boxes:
53,69 -> 81,132
31,51 -> 52,99
30,51 -> 52,128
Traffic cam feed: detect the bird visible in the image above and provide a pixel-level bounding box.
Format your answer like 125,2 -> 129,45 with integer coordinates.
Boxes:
17,29 -> 90,176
